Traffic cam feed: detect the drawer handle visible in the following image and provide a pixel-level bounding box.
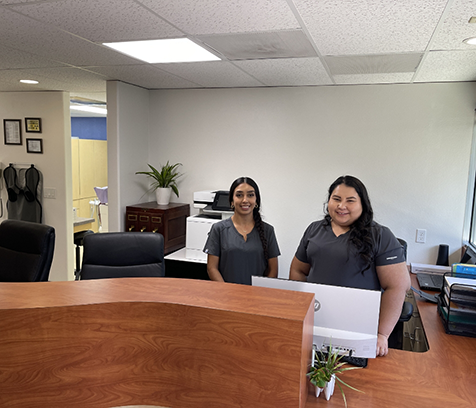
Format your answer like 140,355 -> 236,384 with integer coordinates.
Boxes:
152,228 -> 158,233
129,225 -> 135,231
141,226 -> 147,232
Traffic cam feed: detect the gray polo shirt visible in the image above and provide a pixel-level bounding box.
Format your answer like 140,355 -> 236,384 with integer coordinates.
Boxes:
295,220 -> 405,290
204,217 -> 280,285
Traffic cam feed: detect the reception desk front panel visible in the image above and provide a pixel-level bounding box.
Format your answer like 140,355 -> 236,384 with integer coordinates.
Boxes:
0,278 -> 314,408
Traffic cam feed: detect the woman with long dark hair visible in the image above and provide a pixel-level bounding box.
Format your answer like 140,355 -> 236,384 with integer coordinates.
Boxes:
204,177 -> 280,285
290,175 -> 410,356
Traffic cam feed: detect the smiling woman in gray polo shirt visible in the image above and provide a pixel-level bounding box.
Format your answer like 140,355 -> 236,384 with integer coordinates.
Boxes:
290,175 -> 410,357
204,177 -> 280,285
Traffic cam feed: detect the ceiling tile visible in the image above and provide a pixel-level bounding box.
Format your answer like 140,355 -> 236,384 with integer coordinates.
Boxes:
325,53 -> 423,75
0,44 -> 68,69
0,67 -> 107,92
197,29 -> 317,60
9,0 -> 182,42
85,64 -> 200,89
430,0 -> 476,50
0,79 -> 44,92
234,58 -> 333,86
156,61 -> 264,88
292,0 -> 448,55
0,8 -> 141,66
334,73 -> 415,85
137,0 -> 300,35
0,0 -> 52,4
414,50 -> 476,82
0,0 -> 474,92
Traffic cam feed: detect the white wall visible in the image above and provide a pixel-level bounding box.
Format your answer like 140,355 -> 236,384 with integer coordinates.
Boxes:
107,81 -> 150,232
143,83 -> 476,276
0,91 -> 73,281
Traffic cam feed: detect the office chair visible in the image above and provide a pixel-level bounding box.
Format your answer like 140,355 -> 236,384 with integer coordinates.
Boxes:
0,219 -> 55,282
74,229 -> 94,280
388,238 -> 413,349
79,232 -> 165,280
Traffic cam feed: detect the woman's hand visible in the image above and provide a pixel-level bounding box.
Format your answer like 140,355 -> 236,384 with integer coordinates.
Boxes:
206,254 -> 225,282
377,332 -> 389,356
375,262 -> 411,357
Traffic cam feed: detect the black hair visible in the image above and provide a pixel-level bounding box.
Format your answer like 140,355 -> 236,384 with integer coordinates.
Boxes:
229,177 -> 270,271
323,175 -> 374,269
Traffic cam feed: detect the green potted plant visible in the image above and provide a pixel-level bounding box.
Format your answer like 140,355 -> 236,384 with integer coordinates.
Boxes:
136,162 -> 183,205
308,345 -> 363,407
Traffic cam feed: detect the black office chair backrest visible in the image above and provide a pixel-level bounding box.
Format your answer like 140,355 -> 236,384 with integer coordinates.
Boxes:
80,232 -> 165,280
0,219 -> 55,282
397,238 -> 407,261
396,237 -> 413,322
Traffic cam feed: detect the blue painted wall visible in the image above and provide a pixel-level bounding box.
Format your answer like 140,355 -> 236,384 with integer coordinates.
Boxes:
71,117 -> 107,140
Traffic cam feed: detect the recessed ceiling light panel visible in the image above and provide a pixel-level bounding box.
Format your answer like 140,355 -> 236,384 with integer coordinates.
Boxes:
103,38 -> 221,63
20,79 -> 39,84
70,105 -> 107,115
463,37 -> 476,45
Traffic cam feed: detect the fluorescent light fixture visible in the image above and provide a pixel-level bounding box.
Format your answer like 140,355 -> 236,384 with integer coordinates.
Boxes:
20,79 -> 39,84
463,37 -> 476,45
70,105 -> 107,115
103,38 -> 221,63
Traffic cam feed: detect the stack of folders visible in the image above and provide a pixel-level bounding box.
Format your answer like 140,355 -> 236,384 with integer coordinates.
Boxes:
437,265 -> 476,337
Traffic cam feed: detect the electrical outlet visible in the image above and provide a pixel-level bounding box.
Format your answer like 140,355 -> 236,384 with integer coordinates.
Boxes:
416,229 -> 426,243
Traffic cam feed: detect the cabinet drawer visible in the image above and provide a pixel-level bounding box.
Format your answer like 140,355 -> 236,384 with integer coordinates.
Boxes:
125,202 -> 190,255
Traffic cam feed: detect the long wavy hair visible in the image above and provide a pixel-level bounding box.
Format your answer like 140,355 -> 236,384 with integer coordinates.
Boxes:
229,177 -> 270,268
324,175 -> 374,270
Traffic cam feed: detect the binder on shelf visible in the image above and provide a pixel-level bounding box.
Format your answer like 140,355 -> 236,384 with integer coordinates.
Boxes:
452,263 -> 476,275
437,272 -> 476,337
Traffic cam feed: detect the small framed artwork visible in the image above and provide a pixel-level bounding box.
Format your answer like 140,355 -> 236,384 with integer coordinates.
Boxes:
25,117 -> 42,133
26,138 -> 43,154
3,119 -> 22,145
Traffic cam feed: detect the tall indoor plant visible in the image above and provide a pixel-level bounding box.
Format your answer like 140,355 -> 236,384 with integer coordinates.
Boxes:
136,162 -> 183,205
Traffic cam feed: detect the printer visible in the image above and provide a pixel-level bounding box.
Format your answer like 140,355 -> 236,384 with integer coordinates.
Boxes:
185,190 -> 233,262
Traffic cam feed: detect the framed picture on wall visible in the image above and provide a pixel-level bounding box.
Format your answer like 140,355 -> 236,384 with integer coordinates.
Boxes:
26,138 -> 43,154
25,117 -> 42,133
3,119 -> 22,145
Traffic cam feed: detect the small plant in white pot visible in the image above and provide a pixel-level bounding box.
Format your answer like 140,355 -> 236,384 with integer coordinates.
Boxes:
136,162 -> 182,205
308,345 -> 363,407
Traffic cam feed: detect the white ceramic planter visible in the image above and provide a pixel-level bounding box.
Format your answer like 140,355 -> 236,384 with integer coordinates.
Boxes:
156,187 -> 172,205
315,375 -> 336,400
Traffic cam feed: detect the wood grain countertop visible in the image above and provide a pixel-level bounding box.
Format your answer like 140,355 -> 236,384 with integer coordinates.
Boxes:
305,274 -> 476,407
0,278 -> 314,408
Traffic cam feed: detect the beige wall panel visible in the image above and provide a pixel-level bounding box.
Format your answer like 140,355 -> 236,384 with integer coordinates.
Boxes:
78,139 -> 97,199
71,138 -> 80,200
94,140 -> 108,189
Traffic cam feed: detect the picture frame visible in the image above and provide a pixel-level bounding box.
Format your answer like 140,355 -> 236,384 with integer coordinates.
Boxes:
26,138 -> 43,154
3,119 -> 22,145
25,117 -> 42,133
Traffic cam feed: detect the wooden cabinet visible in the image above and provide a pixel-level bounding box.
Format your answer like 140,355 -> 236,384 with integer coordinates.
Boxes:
125,202 -> 189,255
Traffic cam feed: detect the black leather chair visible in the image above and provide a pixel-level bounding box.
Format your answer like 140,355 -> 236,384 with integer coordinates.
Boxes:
0,219 -> 55,282
79,232 -> 165,280
74,229 -> 94,280
388,238 -> 413,349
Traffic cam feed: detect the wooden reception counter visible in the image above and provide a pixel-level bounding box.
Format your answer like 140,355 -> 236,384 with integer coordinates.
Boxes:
305,274 -> 476,407
2,275 -> 476,408
0,278 -> 314,408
